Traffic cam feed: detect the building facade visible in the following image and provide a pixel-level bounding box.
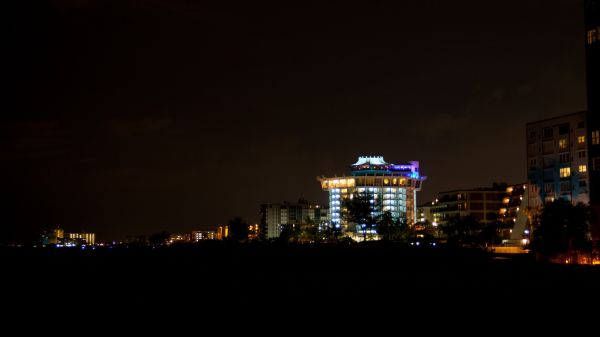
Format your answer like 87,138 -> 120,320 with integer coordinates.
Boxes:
428,188 -> 505,226
66,232 -> 96,245
585,0 -> 600,239
586,0 -> 599,117
260,199 -> 329,239
526,112 -> 590,208
524,2 -> 600,240
192,231 -> 216,241
498,184 -> 528,227
318,156 -> 425,232
169,234 -> 191,243
216,226 -> 228,240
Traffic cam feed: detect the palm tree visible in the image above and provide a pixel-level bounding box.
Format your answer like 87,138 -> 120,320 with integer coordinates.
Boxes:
377,210 -> 395,241
342,192 -> 376,241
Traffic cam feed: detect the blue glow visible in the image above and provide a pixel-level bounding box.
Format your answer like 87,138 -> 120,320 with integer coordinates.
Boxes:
390,165 -> 412,171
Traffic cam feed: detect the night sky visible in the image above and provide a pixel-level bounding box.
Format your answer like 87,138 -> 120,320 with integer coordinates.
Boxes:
4,0 -> 588,242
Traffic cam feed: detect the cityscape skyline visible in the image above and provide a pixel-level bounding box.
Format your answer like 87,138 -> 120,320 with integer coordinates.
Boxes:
4,0 -> 591,242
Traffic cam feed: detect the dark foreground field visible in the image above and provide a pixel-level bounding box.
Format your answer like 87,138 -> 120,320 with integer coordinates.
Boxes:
4,242 -> 600,330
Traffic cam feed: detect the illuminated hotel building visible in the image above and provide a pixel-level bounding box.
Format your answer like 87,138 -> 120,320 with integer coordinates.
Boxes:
318,156 -> 425,229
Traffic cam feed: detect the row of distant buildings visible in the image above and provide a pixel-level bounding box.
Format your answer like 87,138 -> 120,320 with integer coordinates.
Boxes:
260,165 -> 530,243
41,228 -> 96,246
259,157 -> 426,241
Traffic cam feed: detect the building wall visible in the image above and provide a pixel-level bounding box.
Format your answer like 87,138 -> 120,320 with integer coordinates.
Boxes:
67,232 -> 95,245
431,189 -> 505,225
319,158 -> 424,230
326,183 -> 413,227
585,0 -> 600,239
192,231 -> 216,241
526,112 -> 589,207
586,0 -> 599,115
498,184 -> 527,226
260,201 -> 329,239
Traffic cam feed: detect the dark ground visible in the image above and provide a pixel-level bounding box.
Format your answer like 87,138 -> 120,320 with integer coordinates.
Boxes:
4,242 -> 600,332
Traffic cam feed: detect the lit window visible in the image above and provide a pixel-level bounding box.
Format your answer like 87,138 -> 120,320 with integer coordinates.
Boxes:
588,29 -> 598,44
529,158 -> 537,168
579,165 -> 587,173
558,139 -> 567,150
560,167 -> 571,178
578,136 -> 585,144
593,131 -> 600,145
594,157 -> 600,171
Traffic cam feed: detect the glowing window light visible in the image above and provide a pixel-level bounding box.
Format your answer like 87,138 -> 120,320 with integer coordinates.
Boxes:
560,167 -> 571,178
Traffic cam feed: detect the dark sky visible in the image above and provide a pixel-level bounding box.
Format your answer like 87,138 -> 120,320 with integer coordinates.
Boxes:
4,0 -> 588,242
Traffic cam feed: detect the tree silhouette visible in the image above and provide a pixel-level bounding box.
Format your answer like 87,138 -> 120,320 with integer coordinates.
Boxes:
440,215 -> 482,246
377,211 -> 408,241
228,217 -> 249,242
342,192 -> 377,241
149,231 -> 170,245
298,216 -> 319,243
279,224 -> 300,243
531,199 -> 591,256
